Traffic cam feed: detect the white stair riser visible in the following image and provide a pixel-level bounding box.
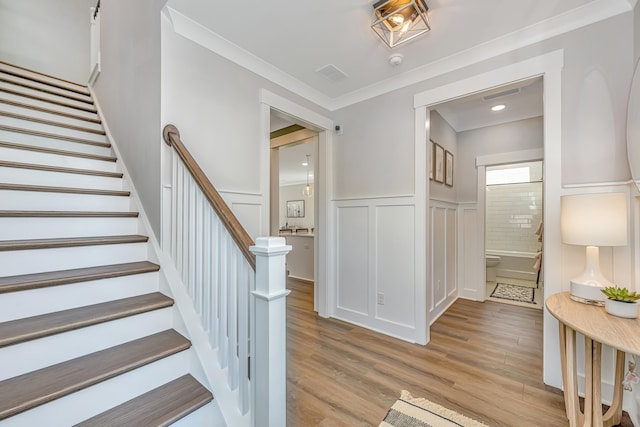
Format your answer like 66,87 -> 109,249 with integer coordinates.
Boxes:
0,309 -> 173,380
0,350 -> 191,427
0,217 -> 139,240
0,129 -> 111,157
0,64 -> 90,96
0,73 -> 92,103
0,166 -> 122,190
0,242 -> 149,276
170,401 -> 226,427
0,81 -> 94,111
0,146 -> 117,172
0,102 -> 103,131
0,116 -> 107,144
0,190 -> 131,211
0,272 -> 159,322
0,91 -> 99,121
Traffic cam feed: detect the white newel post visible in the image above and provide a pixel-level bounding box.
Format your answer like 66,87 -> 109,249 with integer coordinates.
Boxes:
250,237 -> 291,427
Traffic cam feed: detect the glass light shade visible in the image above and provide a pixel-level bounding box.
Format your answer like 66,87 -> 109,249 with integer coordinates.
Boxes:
302,184 -> 313,197
372,0 -> 430,48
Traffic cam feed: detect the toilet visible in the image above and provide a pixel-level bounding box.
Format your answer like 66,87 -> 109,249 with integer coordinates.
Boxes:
486,255 -> 501,281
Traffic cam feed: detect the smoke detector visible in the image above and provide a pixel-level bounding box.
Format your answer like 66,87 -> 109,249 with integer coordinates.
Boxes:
388,53 -> 404,67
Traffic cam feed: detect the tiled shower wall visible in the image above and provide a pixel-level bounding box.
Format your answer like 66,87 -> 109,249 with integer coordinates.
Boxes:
486,182 -> 543,254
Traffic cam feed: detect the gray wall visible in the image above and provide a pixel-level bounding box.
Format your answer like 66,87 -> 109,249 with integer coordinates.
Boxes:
457,117 -> 544,202
333,12 -> 634,195
0,0 -> 94,82
429,110 -> 457,202
92,0 -> 166,238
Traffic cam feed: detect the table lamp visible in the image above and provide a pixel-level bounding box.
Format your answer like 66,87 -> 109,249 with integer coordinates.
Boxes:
560,193 -> 628,305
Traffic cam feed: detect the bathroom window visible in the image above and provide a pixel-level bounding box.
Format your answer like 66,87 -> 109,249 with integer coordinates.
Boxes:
486,167 -> 530,185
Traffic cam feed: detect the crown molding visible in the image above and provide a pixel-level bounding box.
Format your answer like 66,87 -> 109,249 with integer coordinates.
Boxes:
165,0 -> 632,112
164,7 -> 333,109
331,0 -> 631,110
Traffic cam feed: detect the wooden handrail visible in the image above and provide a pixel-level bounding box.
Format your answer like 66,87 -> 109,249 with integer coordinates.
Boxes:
163,124 -> 256,270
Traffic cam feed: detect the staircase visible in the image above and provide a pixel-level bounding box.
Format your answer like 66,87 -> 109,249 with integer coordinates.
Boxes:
0,62 -> 219,426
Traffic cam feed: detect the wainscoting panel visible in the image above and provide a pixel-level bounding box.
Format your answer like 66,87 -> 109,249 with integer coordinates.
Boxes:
220,191 -> 264,240
458,204 -> 483,300
333,196 -> 423,342
375,205 -> 416,328
336,206 -> 369,316
429,200 -> 457,324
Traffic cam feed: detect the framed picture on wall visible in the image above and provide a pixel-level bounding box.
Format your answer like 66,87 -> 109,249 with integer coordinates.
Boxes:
445,150 -> 454,187
429,140 -> 434,180
433,142 -> 444,183
286,200 -> 305,218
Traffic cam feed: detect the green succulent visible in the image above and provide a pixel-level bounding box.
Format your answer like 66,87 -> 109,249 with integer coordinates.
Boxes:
601,286 -> 640,303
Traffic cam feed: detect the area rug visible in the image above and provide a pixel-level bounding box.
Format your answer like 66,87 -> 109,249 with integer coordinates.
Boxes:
490,282 -> 535,304
380,391 -> 489,427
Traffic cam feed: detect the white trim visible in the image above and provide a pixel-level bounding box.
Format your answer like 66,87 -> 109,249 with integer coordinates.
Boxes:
165,7 -> 332,109
414,50 -> 564,389
414,106 -> 428,345
259,89 -> 333,318
476,148 -> 544,167
165,2 -> 627,111
414,50 -> 564,108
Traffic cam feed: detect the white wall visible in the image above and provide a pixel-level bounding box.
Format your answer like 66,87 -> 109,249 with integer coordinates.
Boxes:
0,0 -> 94,83
92,0 -> 166,239
279,184 -> 314,230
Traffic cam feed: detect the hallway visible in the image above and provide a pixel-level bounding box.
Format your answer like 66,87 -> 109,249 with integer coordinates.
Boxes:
286,279 -> 574,426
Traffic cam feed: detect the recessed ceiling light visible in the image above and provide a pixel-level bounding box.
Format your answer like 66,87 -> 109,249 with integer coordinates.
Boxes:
491,104 -> 506,111
302,161 -> 309,166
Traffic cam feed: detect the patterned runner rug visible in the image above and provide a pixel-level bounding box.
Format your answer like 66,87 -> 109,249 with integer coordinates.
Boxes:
490,282 -> 535,304
380,391 -> 488,427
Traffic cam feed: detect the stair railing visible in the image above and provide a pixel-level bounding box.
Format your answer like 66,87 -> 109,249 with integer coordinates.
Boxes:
162,124 -> 290,427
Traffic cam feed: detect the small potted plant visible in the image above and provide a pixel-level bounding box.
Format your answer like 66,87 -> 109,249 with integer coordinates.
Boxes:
601,286 -> 640,318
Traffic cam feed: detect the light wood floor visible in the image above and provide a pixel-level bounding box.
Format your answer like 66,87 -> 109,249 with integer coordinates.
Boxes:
286,279 -> 632,426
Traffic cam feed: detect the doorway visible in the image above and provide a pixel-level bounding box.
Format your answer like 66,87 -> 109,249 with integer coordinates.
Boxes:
269,109 -> 319,310
484,161 -> 544,309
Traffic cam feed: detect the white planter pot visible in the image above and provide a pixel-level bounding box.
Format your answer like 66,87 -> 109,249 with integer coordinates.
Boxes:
605,299 -> 639,319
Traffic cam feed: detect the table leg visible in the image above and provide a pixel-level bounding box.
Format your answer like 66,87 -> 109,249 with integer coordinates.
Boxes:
584,337 -> 594,426
560,324 -> 583,426
603,350 -> 625,427
591,339 -> 602,426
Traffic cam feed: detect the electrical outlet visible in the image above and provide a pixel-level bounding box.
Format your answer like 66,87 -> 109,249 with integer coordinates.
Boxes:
377,292 -> 384,305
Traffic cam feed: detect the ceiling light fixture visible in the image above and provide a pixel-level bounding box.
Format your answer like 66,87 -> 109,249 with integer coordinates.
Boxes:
491,104 -> 506,111
372,0 -> 430,48
303,155 -> 313,197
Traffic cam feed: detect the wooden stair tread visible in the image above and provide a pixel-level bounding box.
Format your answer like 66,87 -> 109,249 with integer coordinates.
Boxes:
0,292 -> 173,347
75,374 -> 212,427
0,261 -> 159,294
0,61 -> 88,92
0,330 -> 191,420
0,87 -> 97,114
0,235 -> 149,252
0,110 -> 105,135
0,183 -> 129,196
0,124 -> 110,148
0,210 -> 136,218
0,98 -> 101,124
0,66 -> 90,97
0,160 -> 122,178
0,76 -> 93,105
0,140 -> 116,162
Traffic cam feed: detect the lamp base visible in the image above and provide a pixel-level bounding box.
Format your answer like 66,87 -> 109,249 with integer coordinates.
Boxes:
570,280 -> 606,306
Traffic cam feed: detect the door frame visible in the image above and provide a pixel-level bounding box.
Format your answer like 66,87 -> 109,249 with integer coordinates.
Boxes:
413,50 -> 564,388
259,89 -> 334,316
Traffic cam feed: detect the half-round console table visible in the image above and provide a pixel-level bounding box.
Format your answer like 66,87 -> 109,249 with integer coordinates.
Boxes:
546,292 -> 640,427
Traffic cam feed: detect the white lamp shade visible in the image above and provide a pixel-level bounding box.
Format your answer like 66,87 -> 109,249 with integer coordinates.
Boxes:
561,192 -> 627,247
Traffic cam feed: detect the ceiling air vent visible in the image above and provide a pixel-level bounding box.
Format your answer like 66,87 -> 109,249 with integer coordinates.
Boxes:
483,87 -> 520,101
316,64 -> 349,82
